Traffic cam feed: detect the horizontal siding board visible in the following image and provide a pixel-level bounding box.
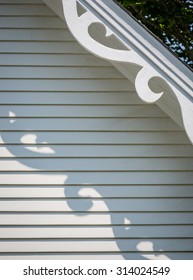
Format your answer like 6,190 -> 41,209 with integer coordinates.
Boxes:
0,172 -> 193,185
1,145 -> 193,158
0,92 -> 143,105
1,186 -> 193,198
1,214 -> 111,226
0,225 -> 193,238
0,239 -> 193,252
0,253 -> 193,260
0,198 -> 193,212
0,105 -> 166,117
0,241 -> 120,253
0,42 -> 87,54
0,118 -> 180,131
1,212 -> 193,225
0,5 -> 55,16
0,0 -> 42,3
0,29 -> 75,41
0,80 -> 132,91
0,254 -> 125,260
0,132 -> 189,144
0,67 -> 123,78
1,158 -> 193,171
0,54 -> 111,67
0,17 -> 67,29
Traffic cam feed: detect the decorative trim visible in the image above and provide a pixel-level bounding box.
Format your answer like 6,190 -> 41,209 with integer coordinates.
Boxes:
62,0 -> 193,144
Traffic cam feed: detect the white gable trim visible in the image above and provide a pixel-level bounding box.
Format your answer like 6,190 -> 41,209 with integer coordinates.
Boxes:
43,0 -> 193,144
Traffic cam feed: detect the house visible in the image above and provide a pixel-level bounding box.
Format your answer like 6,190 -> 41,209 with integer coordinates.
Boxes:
0,0 -> 193,260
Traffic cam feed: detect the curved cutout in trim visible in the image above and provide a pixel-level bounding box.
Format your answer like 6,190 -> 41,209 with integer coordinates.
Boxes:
62,0 -> 193,144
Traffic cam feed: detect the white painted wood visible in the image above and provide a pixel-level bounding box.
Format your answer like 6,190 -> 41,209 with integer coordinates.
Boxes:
0,29 -> 74,41
0,239 -> 193,252
0,92 -> 142,105
1,158 -> 193,171
0,118 -> 180,131
1,212 -> 193,225
0,0 -> 193,260
0,186 -> 193,198
0,225 -> 193,238
0,105 -> 165,117
0,198 -> 193,212
1,145 -> 193,158
0,172 -> 193,185
0,253 -> 193,260
0,5 -> 54,16
0,0 -> 41,3
0,54 -> 111,67
0,67 -> 125,78
0,17 -> 67,29
60,0 -> 193,143
42,0 -> 65,20
0,132 -> 189,144
0,80 -> 132,92
0,42 -> 86,54
0,254 -> 125,260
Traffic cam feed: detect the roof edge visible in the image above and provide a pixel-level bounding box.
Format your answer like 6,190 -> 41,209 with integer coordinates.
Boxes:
80,0 -> 192,93
112,0 -> 193,73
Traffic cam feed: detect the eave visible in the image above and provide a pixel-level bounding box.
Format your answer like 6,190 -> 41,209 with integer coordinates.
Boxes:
43,0 -> 193,144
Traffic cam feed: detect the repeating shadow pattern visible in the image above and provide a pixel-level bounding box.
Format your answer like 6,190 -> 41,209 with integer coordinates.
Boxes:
1,104 -> 193,259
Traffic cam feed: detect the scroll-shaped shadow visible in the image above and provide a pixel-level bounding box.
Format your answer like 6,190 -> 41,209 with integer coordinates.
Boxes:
1,105 -> 192,260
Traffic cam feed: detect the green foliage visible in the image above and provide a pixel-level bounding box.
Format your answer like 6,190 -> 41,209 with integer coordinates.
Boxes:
116,0 -> 193,68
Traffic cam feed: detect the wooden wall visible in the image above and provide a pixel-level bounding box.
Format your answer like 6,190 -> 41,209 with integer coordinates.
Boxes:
0,0 -> 193,260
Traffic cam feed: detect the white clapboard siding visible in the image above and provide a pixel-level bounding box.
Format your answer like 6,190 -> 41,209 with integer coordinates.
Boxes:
0,105 -> 166,117
0,17 -> 67,29
1,253 -> 193,260
1,212 -> 193,225
0,42 -> 87,54
0,254 -> 126,260
0,132 -> 190,144
0,5 -> 55,16
0,0 -> 193,261
1,198 -> 193,212
0,66 -> 122,77
0,41 -> 85,52
0,118 -> 182,131
1,186 -> 193,198
1,158 -> 193,171
1,198 -> 193,213
0,225 -> 193,238
0,54 -> 111,66
0,172 -> 193,184
0,239 -> 193,253
0,92 -> 143,104
0,0 -> 41,3
0,29 -> 74,41
1,145 -> 193,157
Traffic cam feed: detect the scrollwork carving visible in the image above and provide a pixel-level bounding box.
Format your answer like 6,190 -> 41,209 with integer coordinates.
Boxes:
62,0 -> 193,143
62,0 -> 163,103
